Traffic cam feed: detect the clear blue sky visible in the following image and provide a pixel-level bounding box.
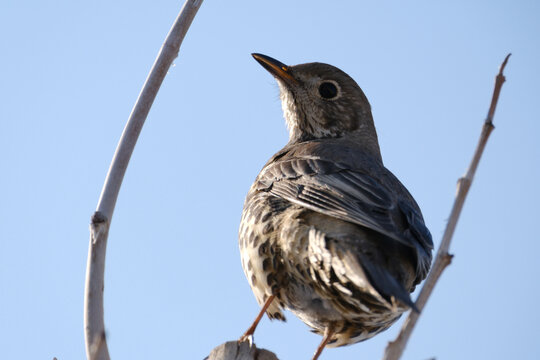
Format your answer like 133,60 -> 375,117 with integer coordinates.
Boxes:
1,1 -> 539,359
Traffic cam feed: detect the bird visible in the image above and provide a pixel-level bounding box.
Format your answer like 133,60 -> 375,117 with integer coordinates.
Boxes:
238,53 -> 433,360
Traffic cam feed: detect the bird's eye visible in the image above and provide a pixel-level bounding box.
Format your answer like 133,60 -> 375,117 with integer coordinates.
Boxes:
318,81 -> 339,100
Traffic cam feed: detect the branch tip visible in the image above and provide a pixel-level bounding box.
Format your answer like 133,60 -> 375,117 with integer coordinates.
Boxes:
499,53 -> 511,75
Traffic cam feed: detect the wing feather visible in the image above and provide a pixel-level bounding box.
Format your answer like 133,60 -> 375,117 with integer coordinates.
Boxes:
257,156 -> 433,281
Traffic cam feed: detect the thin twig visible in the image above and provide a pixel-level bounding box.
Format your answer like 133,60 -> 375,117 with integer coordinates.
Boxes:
83,1 -> 204,359
382,53 -> 511,360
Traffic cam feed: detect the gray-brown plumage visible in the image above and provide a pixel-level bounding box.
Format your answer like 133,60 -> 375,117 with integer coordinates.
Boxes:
239,53 -> 433,359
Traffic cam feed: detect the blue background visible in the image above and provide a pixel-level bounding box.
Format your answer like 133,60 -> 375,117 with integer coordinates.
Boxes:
1,1 -> 539,359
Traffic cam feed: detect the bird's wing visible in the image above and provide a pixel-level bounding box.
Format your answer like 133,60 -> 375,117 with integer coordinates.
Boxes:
257,156 -> 433,281
309,226 -> 418,311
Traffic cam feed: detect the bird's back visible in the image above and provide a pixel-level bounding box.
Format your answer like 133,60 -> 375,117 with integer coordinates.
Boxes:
239,138 -> 432,346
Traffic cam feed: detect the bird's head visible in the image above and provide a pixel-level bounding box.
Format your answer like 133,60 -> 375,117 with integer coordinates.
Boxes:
252,53 -> 379,156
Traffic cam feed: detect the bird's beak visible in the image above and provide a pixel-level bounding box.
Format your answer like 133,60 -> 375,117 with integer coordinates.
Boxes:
252,53 -> 297,84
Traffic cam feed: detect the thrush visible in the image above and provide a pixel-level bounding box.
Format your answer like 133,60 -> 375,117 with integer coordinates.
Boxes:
238,53 -> 433,360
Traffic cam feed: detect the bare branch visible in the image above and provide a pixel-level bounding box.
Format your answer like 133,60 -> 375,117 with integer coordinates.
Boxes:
382,53 -> 511,360
83,1 -> 204,359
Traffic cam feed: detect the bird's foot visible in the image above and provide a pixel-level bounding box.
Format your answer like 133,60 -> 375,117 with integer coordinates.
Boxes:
238,295 -> 276,344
